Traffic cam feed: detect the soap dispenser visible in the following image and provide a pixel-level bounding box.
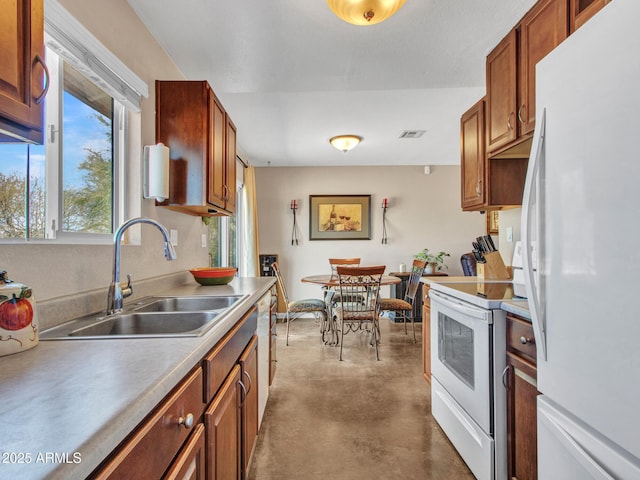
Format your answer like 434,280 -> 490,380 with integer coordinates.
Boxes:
0,270 -> 39,356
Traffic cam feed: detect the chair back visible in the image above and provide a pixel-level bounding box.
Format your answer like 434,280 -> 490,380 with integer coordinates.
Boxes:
271,262 -> 290,305
405,259 -> 427,303
335,265 -> 385,320
329,258 -> 361,278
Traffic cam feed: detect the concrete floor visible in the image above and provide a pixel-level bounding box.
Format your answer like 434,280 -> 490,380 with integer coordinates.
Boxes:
247,316 -> 475,480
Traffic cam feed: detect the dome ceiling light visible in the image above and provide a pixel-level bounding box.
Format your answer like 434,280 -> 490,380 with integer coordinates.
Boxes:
329,135 -> 362,153
326,0 -> 407,26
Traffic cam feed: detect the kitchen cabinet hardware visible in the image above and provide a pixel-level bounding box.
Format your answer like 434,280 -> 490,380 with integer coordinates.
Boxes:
178,413 -> 194,429
33,54 -> 50,104
519,335 -> 533,345
243,370 -> 252,391
502,365 -> 511,389
239,380 -> 248,408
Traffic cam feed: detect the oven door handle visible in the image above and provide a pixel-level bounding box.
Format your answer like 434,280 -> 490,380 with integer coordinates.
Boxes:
429,290 -> 490,321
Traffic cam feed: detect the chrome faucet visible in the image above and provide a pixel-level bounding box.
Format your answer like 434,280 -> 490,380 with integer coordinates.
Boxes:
107,217 -> 177,315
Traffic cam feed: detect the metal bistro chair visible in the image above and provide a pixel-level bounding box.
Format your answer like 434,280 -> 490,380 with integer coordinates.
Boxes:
322,258 -> 362,342
326,257 -> 362,307
333,265 -> 385,361
272,262 -> 327,346
329,258 -> 361,278
379,259 -> 427,343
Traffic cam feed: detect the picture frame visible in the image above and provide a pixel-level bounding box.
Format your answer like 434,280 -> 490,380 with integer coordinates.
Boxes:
309,195 -> 371,240
487,210 -> 499,235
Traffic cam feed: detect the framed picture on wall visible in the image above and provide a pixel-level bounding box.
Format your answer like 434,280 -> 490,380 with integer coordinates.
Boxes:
309,195 -> 371,240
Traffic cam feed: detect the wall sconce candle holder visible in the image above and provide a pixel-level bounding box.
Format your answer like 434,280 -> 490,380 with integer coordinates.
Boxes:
290,199 -> 300,245
381,198 -> 389,244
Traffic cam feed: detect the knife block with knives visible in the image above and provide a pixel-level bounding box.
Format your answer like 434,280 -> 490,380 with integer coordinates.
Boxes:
471,234 -> 511,282
477,251 -> 511,281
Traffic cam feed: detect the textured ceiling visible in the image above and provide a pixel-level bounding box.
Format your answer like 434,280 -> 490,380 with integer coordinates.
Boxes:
127,0 -> 537,166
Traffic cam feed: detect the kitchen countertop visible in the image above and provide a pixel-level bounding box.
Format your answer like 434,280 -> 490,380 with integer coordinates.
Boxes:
420,275 -> 478,284
500,299 -> 531,320
0,276 -> 275,480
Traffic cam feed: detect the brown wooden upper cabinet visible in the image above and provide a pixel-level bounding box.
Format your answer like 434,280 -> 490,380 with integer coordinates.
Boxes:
156,80 -> 237,216
461,97 -> 529,211
570,0 -> 611,32
486,29 -> 518,154
460,98 -> 486,210
0,0 -> 48,144
518,0 -> 569,136
486,0 -> 568,155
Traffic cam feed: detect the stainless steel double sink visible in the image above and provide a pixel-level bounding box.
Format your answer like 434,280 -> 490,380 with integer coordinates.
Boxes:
40,295 -> 247,340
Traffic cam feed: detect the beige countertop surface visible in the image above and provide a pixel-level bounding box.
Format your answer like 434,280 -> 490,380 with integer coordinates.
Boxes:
0,276 -> 275,480
500,299 -> 531,319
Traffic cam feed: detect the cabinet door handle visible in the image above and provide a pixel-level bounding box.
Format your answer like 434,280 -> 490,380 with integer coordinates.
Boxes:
518,104 -> 526,124
507,112 -> 515,131
502,365 -> 511,390
177,413 -> 194,429
475,181 -> 482,196
33,54 -> 50,105
243,370 -> 252,393
520,335 -> 534,345
238,380 -> 247,408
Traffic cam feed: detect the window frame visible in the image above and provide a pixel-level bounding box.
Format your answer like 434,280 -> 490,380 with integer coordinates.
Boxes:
0,0 -> 147,245
42,48 -> 127,243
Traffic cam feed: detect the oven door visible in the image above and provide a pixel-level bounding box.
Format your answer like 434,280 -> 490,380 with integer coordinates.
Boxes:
430,289 -> 493,434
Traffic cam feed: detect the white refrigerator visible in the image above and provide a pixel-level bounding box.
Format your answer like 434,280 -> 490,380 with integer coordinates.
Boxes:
521,0 -> 640,478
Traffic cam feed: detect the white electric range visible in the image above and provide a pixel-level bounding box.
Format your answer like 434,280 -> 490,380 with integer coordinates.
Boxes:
428,280 -> 519,480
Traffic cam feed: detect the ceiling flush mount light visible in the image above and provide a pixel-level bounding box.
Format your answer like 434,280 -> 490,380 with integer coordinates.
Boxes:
330,135 -> 362,153
326,0 -> 406,26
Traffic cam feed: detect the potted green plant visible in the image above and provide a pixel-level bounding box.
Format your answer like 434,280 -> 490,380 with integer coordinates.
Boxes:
415,248 -> 450,274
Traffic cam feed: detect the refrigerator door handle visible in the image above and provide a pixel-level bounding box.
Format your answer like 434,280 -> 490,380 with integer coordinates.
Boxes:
522,109 -> 547,361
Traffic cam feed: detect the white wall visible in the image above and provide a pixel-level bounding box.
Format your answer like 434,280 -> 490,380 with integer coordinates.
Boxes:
498,208 -> 522,265
255,165 -> 486,300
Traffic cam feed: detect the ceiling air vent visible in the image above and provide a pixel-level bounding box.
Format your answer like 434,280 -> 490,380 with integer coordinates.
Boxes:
399,130 -> 426,139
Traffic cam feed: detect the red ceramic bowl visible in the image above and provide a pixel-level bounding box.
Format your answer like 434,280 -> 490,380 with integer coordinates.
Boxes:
189,267 -> 237,285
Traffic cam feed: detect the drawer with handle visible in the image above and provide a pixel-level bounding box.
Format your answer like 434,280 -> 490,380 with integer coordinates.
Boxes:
506,314 -> 536,363
93,367 -> 204,479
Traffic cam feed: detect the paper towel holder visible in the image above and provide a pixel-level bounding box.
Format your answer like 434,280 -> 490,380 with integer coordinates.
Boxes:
143,143 -> 170,202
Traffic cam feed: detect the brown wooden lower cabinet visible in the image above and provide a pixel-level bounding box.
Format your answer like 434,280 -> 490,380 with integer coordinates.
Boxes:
205,365 -> 242,480
505,313 -> 538,480
239,336 -> 259,478
92,368 -> 205,479
269,286 -> 277,385
421,283 -> 431,384
165,424 -> 207,480
91,306 -> 261,480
